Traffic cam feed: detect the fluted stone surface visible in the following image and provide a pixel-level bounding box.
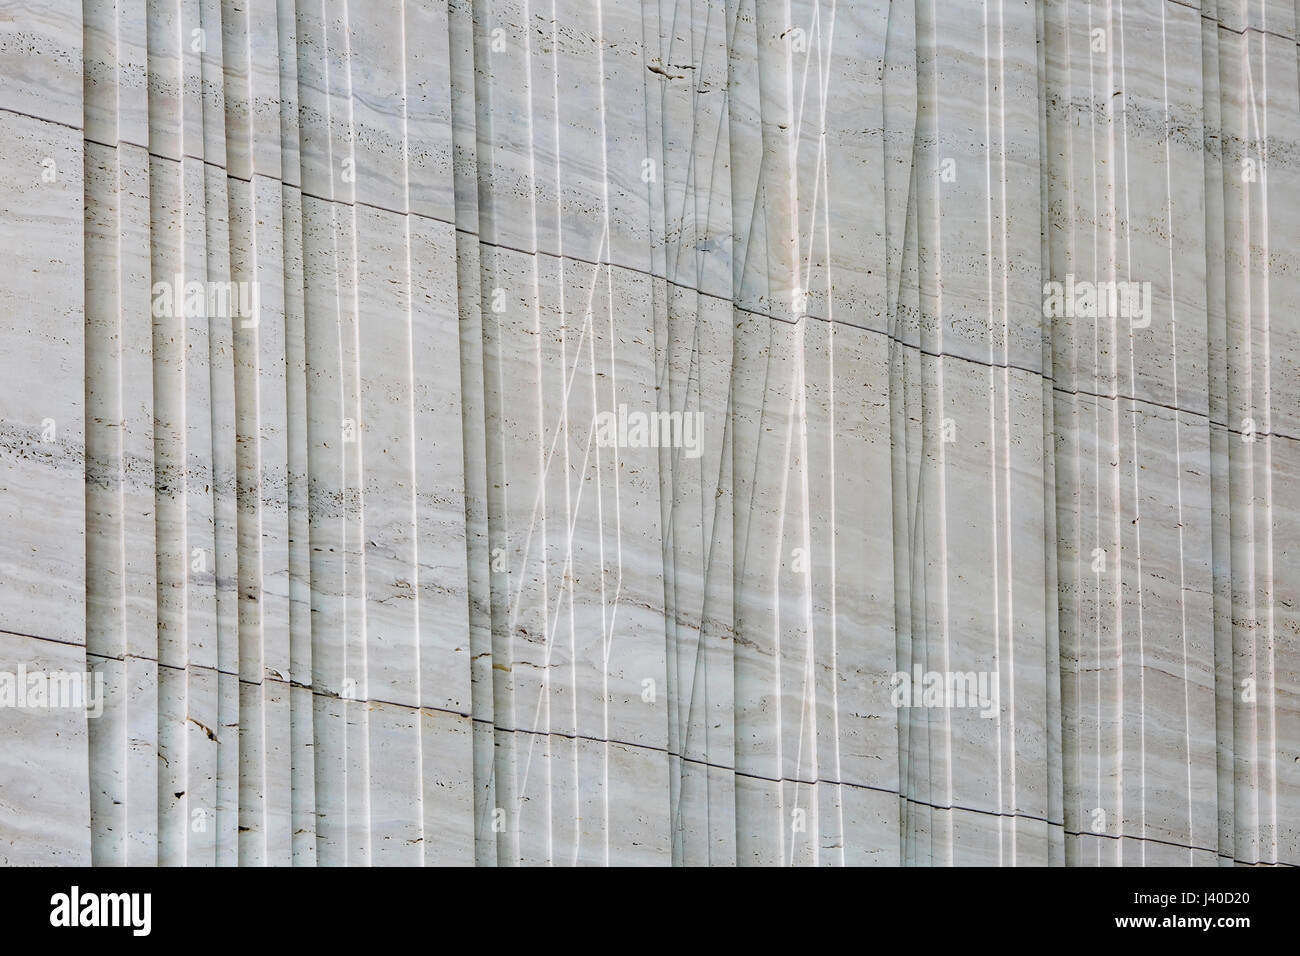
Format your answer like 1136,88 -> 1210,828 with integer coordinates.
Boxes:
0,0 -> 1294,866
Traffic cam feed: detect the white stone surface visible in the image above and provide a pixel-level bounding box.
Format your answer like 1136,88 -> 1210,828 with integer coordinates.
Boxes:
0,0 -> 1294,866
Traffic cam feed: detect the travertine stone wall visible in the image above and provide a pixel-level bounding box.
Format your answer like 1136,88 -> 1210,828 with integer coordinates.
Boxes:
0,0 -> 1294,866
